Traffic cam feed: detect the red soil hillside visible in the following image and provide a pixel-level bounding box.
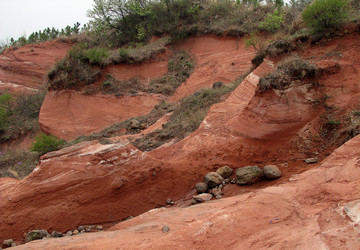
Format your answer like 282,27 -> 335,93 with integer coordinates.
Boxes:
1,32 -> 360,248
38,35 -> 256,140
0,39 -> 72,94
14,134 -> 360,249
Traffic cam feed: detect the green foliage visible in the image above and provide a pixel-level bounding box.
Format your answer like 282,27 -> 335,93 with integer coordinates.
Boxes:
30,133 -> 65,155
0,91 -> 46,143
259,10 -> 285,32
147,50 -> 194,95
302,0 -> 350,32
84,47 -> 109,66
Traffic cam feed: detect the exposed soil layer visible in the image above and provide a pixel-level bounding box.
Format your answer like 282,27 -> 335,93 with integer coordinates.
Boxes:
39,90 -> 163,140
169,35 -> 256,102
14,134 -> 360,249
39,35 -> 256,140
0,39 -> 72,93
1,33 -> 360,247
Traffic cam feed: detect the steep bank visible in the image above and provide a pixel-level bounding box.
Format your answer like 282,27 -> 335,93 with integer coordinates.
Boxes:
14,133 -> 360,249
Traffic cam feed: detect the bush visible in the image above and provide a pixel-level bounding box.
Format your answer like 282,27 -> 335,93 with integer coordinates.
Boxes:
302,0 -> 349,32
84,47 -> 109,66
259,10 -> 285,32
259,55 -> 316,91
30,133 -> 65,155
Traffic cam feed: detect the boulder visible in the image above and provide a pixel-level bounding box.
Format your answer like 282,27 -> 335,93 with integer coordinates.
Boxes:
51,231 -> 62,238
2,239 -> 13,247
304,158 -> 318,164
236,166 -> 263,185
130,119 -> 141,129
213,81 -> 223,88
216,166 -> 233,178
263,165 -> 281,180
193,193 -> 213,202
204,172 -> 224,188
195,182 -> 209,193
25,230 -> 50,242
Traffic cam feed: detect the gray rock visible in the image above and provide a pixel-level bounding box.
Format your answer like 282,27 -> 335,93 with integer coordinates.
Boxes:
73,230 -> 79,235
304,158 -> 318,164
124,216 -> 134,221
213,81 -> 223,88
216,166 -> 233,178
195,182 -> 209,193
236,166 -> 263,185
130,119 -> 141,129
204,172 -> 224,188
78,226 -> 85,232
66,231 -> 73,236
51,231 -> 62,238
96,225 -> 103,230
162,225 -> 170,233
263,165 -> 282,180
2,239 -> 13,247
215,194 -> 222,199
25,230 -> 50,243
191,199 -> 198,205
193,193 -> 213,202
210,186 -> 222,197
11,242 -> 17,247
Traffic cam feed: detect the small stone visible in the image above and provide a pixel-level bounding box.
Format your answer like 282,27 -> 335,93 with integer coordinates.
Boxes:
25,230 -> 50,243
191,199 -> 198,205
216,166 -> 233,178
213,81 -> 223,88
304,158 -> 318,164
263,165 -> 282,180
204,172 -> 224,188
210,186 -> 222,196
195,182 -> 209,193
140,123 -> 147,130
11,242 -> 16,247
124,216 -> 134,221
85,228 -> 91,232
166,199 -> 172,205
96,225 -> 103,230
193,193 -> 213,202
162,225 -> 170,233
225,179 -> 230,184
51,231 -> 62,238
236,166 -> 263,185
66,231 -> 73,236
78,226 -> 85,232
130,119 -> 141,129
215,194 -> 222,199
2,239 -> 13,247
230,178 -> 236,184
73,230 -> 79,235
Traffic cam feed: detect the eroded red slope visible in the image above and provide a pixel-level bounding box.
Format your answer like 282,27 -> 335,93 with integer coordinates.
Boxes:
0,39 -> 72,93
14,134 -> 360,249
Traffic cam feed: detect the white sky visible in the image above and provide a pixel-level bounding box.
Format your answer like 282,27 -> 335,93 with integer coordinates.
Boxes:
0,0 -> 94,42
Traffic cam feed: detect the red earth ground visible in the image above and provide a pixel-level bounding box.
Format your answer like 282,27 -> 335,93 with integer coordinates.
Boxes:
1,31 -> 360,248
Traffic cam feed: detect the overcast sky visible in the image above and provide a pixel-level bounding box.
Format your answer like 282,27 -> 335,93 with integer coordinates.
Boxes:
0,0 -> 94,42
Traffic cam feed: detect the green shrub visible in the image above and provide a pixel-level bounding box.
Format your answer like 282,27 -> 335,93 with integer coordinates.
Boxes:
84,47 -> 109,66
30,133 -> 65,155
259,10 -> 284,32
302,0 -> 349,32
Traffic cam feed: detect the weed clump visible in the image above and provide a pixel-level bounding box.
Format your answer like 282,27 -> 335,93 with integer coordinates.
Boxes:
147,50 -> 194,95
0,150 -> 40,179
259,55 -> 316,91
30,133 -> 65,155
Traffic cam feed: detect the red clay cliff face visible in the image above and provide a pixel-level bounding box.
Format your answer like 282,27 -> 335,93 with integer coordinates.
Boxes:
38,35 -> 256,140
1,33 -> 360,248
14,134 -> 360,249
0,39 -> 72,93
